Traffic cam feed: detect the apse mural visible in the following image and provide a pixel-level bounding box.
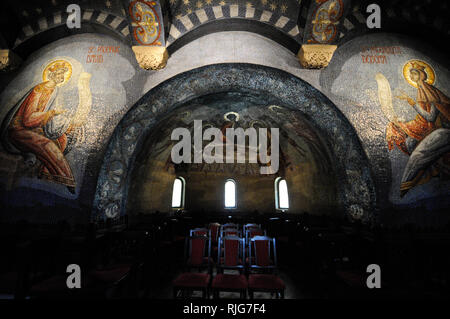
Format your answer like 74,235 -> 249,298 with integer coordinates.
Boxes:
127,91 -> 339,216
143,95 -> 333,177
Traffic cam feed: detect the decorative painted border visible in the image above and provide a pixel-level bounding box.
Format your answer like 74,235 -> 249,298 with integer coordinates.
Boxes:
336,6 -> 367,43
92,63 -> 376,224
166,5 -> 302,46
308,0 -> 344,44
13,9 -> 131,48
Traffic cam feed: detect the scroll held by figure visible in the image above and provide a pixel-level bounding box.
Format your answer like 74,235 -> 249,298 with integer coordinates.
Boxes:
0,59 -> 93,194
375,60 -> 450,197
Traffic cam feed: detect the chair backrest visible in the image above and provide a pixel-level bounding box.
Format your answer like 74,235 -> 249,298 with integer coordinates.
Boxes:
245,227 -> 266,247
221,223 -> 238,231
243,223 -> 261,233
218,235 -> 245,269
249,236 -> 277,268
185,235 -> 210,267
190,227 -> 210,237
208,223 -> 220,243
221,228 -> 242,238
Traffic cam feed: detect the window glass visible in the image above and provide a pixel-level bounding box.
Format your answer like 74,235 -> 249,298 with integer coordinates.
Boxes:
171,178 -> 183,208
224,180 -> 236,208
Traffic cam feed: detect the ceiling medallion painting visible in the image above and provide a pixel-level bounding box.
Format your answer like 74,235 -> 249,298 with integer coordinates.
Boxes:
309,0 -> 343,43
129,0 -> 162,45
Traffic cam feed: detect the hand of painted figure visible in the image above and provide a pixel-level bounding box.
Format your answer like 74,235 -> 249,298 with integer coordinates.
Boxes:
395,90 -> 409,101
396,90 -> 415,106
44,109 -> 66,125
392,115 -> 399,124
53,109 -> 67,115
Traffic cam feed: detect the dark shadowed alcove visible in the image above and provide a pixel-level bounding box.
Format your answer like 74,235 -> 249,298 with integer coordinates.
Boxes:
127,91 -> 338,217
93,64 -> 376,223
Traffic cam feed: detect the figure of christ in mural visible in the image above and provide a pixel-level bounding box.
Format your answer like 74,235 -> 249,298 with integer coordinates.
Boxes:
0,59 -> 92,194
153,109 -> 293,175
378,60 -> 450,197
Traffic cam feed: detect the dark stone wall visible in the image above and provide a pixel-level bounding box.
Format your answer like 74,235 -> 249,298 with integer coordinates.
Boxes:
0,30 -> 448,227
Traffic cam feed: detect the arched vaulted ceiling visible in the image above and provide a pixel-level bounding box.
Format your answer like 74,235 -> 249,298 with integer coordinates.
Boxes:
1,0 -> 449,61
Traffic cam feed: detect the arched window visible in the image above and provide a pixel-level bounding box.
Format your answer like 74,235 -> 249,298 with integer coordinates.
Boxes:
275,177 -> 289,210
171,177 -> 185,208
224,179 -> 236,209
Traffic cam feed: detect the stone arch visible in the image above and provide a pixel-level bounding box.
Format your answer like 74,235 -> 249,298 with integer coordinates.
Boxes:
166,5 -> 302,53
93,63 -> 376,223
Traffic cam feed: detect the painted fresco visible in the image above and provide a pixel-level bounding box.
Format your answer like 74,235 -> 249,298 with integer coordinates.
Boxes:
141,93 -> 333,177
1,59 -> 92,194
321,33 -> 450,207
127,0 -> 165,46
308,0 -> 344,43
167,0 -> 301,20
379,60 -> 449,197
128,93 -> 338,216
94,64 -> 375,221
0,34 -> 143,208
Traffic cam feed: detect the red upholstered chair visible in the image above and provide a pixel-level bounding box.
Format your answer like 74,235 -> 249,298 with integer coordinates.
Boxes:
245,228 -> 266,245
243,223 -> 261,234
222,223 -> 238,229
208,223 -> 220,245
190,228 -> 210,237
248,236 -> 285,299
221,228 -> 242,238
220,223 -> 238,235
185,234 -> 213,271
245,228 -> 266,267
211,236 -> 247,299
208,223 -> 221,261
173,235 -> 211,299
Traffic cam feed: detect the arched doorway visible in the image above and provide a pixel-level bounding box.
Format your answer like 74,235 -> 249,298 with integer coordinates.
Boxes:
93,63 -> 376,223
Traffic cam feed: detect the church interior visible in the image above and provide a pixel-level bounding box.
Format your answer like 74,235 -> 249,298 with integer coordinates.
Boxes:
0,0 -> 449,301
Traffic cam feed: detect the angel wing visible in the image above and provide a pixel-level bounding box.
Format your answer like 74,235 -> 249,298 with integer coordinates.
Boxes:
375,73 -> 397,122
72,72 -> 92,127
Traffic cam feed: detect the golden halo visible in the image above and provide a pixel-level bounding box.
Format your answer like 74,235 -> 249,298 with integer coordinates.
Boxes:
402,59 -> 435,88
42,59 -> 72,86
224,112 -> 240,122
